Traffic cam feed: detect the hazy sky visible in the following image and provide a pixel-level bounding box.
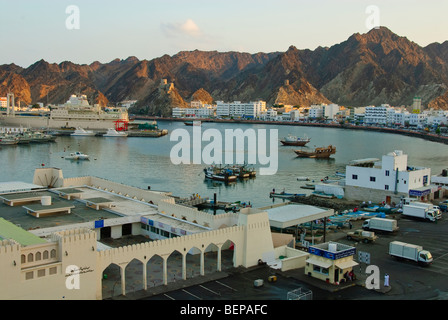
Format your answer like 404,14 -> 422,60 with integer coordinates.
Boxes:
1,0 -> 447,67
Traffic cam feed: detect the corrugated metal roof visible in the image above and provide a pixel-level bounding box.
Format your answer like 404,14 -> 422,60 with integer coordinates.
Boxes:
0,218 -> 47,246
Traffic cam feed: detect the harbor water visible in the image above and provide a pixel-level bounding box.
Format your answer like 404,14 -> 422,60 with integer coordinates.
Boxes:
1,120 -> 448,209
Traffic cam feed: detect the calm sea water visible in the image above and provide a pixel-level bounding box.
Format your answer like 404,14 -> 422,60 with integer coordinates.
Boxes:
1,120 -> 448,208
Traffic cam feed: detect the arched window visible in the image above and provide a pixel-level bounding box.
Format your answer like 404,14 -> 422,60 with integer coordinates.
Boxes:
36,252 -> 42,261
43,250 -> 49,259
50,249 -> 57,259
21,254 -> 26,264
27,253 -> 34,262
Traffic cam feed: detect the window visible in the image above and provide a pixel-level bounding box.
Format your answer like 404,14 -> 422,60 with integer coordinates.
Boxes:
385,185 -> 389,190
385,170 -> 390,176
370,177 -> 376,182
26,272 -> 34,280
38,269 -> 45,278
352,174 -> 358,180
49,267 -> 57,275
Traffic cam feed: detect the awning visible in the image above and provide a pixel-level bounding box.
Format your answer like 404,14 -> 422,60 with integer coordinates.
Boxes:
306,257 -> 332,269
335,259 -> 359,269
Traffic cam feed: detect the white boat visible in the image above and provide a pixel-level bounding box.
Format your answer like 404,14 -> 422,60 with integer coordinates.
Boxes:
0,135 -> 19,145
65,152 -> 90,161
297,176 -> 310,181
71,127 -> 96,136
103,128 -> 128,137
0,94 -> 129,130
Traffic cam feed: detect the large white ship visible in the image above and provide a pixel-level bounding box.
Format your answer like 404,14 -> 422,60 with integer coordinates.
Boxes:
0,94 -> 129,130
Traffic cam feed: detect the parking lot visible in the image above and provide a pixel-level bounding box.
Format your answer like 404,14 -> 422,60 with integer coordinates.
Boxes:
139,212 -> 448,301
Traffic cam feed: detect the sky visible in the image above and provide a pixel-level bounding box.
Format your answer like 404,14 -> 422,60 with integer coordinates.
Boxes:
0,0 -> 447,67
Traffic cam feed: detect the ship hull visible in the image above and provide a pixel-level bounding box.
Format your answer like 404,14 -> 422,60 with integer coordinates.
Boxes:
0,115 -> 127,130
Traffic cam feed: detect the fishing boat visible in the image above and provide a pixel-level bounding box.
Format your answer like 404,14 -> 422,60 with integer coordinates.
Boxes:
184,121 -> 201,126
103,128 -> 128,137
204,166 -> 237,182
0,135 -> 19,145
71,127 -> 96,136
294,145 -> 336,158
65,152 -> 90,161
280,134 -> 311,146
269,191 -> 306,199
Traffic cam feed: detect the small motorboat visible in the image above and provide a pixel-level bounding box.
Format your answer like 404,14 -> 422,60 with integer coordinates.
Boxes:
280,134 -> 311,146
65,152 -> 90,161
103,128 -> 128,137
297,176 -> 310,181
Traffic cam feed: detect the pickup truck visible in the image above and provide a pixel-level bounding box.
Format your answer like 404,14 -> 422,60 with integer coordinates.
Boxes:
439,200 -> 448,212
346,230 -> 378,243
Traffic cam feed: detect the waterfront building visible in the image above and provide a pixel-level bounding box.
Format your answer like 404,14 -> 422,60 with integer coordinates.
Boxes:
216,100 -> 266,119
323,104 -> 340,120
309,104 -> 324,119
344,150 -> 437,204
364,104 -> 395,125
172,105 -> 216,118
259,108 -> 278,121
304,242 -> 358,285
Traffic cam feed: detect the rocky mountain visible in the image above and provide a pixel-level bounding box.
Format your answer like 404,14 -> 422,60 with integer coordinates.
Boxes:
1,27 -> 448,114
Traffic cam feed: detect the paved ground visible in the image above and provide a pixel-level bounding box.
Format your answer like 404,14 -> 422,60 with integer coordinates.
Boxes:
101,210 -> 448,301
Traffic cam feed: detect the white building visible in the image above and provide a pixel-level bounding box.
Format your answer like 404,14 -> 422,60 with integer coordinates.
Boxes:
216,100 -> 266,119
364,104 -> 394,125
309,104 -> 324,119
323,104 -> 340,120
259,108 -> 278,121
172,106 -> 216,118
345,150 -> 434,203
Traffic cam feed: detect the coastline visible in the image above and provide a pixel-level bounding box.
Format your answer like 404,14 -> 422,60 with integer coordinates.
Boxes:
134,116 -> 448,145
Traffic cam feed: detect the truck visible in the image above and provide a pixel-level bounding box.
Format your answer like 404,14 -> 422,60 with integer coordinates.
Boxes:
389,241 -> 433,266
346,229 -> 378,243
402,203 -> 441,222
439,200 -> 448,212
362,218 -> 399,233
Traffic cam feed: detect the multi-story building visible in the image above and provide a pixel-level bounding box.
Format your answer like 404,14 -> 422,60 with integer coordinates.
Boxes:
344,150 -> 435,204
309,104 -> 324,119
216,100 -> 266,119
364,104 -> 394,125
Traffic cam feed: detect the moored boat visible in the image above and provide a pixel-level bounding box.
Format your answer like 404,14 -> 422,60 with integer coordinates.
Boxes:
204,166 -> 237,182
103,128 -> 128,137
269,191 -> 306,199
280,134 -> 311,146
295,145 -> 336,158
0,135 -> 19,145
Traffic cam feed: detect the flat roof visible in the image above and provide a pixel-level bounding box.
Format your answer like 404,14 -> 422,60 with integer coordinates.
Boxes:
54,188 -> 84,195
0,182 -> 45,194
263,204 -> 334,229
0,218 -> 47,246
